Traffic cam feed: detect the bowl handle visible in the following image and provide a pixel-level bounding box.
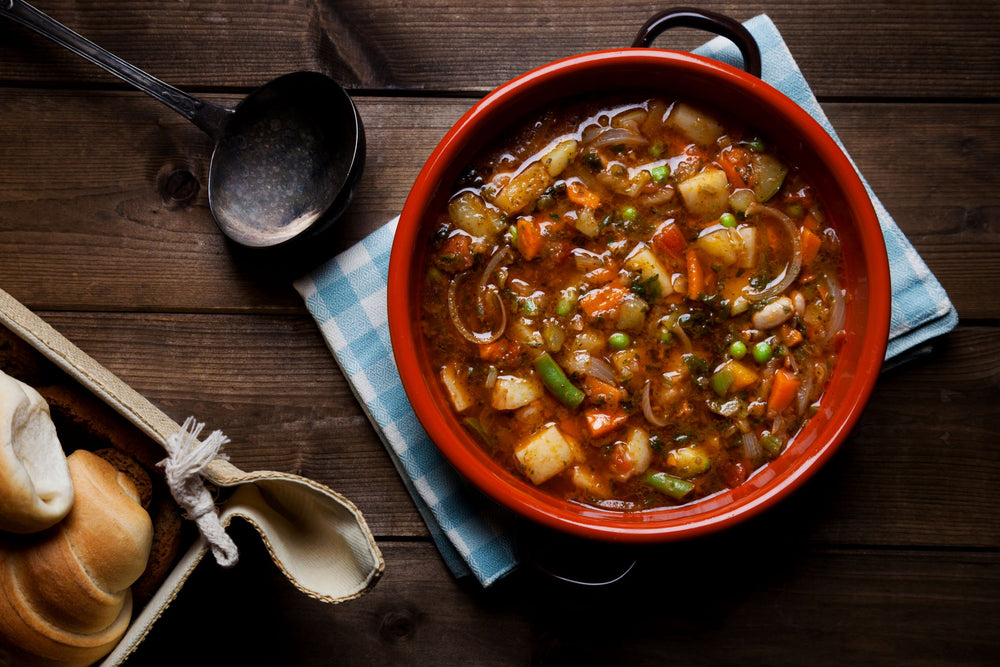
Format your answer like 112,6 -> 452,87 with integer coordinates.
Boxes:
631,7 -> 762,79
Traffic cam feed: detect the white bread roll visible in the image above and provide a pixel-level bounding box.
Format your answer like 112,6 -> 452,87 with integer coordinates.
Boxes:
0,370 -> 73,533
0,450 -> 153,666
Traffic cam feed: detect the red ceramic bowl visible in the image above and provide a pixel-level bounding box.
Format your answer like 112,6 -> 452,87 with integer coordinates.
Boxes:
388,14 -> 891,543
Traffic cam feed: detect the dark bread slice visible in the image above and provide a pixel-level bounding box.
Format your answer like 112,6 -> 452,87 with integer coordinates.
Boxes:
131,494 -> 184,608
37,383 -> 165,470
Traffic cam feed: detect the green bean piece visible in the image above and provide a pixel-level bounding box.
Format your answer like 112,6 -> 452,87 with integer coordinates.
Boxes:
555,287 -> 578,316
711,369 -> 735,396
534,352 -> 585,408
643,471 -> 695,500
759,433 -> 784,457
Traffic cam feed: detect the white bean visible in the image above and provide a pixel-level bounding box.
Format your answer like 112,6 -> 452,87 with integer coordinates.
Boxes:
752,296 -> 795,330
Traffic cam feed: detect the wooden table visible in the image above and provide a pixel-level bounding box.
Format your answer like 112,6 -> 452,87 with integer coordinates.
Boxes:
1,1 -> 997,664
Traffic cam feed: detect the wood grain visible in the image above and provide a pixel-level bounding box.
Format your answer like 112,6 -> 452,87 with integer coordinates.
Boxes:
0,93 -> 997,318
0,1 -> 997,663
26,311 -> 999,548
0,1 -> 996,98
128,530 -> 999,666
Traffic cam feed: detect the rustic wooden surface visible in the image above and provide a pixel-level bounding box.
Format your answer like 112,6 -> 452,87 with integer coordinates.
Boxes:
1,1 -> 997,664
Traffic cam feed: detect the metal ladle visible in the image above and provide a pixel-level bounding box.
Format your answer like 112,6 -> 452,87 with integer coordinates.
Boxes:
1,0 -> 364,250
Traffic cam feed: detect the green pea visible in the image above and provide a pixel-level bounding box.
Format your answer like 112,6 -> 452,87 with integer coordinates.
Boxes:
621,206 -> 638,221
720,212 -> 737,228
650,165 -> 670,184
752,341 -> 773,363
729,340 -> 747,359
609,332 -> 631,350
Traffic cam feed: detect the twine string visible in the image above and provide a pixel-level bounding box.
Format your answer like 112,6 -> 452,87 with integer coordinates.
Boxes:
158,417 -> 239,567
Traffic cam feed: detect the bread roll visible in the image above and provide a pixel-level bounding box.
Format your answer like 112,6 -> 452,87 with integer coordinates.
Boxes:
0,370 -> 73,533
0,450 -> 153,666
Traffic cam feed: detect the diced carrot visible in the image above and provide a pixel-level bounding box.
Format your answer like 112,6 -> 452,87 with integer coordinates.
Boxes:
800,226 -> 822,266
652,221 -> 686,259
478,338 -> 523,362
716,146 -> 750,188
584,266 -> 617,285
768,368 -> 801,414
685,248 -> 703,300
766,223 -> 781,251
433,233 -> 474,272
583,375 -> 622,407
584,407 -> 629,437
566,180 -> 601,209
579,285 -> 628,318
802,213 -> 821,232
516,217 -> 544,260
781,325 -> 804,348
559,415 -> 585,441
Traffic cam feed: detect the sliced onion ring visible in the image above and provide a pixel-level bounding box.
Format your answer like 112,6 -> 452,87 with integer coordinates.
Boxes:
743,202 -> 803,302
448,273 -> 507,344
478,245 -> 513,317
641,380 -> 668,427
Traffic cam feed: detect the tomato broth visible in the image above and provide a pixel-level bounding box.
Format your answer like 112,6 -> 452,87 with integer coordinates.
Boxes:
418,94 -> 846,511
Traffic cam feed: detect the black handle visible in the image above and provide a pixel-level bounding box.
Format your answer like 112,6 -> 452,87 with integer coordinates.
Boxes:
632,7 -> 762,79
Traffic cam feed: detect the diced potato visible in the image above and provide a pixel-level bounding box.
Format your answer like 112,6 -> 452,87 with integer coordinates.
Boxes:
515,423 -> 579,485
624,243 -> 674,299
717,359 -> 759,394
666,103 -> 725,146
440,363 -> 474,413
696,228 -> 743,266
677,168 -> 730,219
611,349 -> 640,383
575,208 -> 601,238
668,445 -> 712,477
750,152 -> 788,201
541,139 -> 579,177
616,293 -> 649,331
612,426 -> 653,481
729,187 -> 757,214
448,191 -> 505,239
736,225 -> 757,269
492,162 -> 551,215
570,465 -> 612,499
491,373 -> 544,411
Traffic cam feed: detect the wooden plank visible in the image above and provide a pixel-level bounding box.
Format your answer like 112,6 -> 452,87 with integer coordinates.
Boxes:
23,311 -> 998,547
1,92 -> 997,317
127,532 -> 999,665
0,1 -> 996,98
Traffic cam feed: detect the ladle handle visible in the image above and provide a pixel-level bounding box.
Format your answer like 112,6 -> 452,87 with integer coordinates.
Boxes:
1,0 -> 232,138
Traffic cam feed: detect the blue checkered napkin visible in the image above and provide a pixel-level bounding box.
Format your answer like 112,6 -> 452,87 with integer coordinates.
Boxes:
294,14 -> 958,587
293,219 -> 518,587
694,15 -> 958,360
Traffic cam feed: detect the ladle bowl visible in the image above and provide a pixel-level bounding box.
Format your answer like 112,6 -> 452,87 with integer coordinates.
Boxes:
1,0 -> 364,251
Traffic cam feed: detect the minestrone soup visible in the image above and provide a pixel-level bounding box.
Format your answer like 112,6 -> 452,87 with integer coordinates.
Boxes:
419,95 -> 846,510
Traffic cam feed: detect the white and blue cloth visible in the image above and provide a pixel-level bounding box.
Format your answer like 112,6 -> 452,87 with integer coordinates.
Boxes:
293,14 -> 958,587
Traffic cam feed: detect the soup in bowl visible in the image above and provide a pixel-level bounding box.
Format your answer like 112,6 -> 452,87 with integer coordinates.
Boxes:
388,46 -> 890,542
